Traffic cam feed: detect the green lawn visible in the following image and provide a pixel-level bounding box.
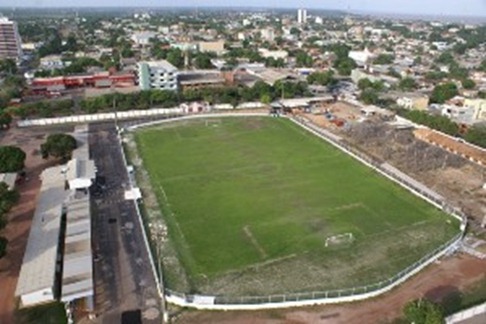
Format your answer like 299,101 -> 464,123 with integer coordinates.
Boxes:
135,117 -> 460,295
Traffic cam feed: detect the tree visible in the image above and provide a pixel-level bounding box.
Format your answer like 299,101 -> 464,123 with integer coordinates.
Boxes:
360,88 -> 379,105
40,134 -> 77,161
479,58 -> 486,72
399,77 -> 418,91
307,71 -> 336,86
334,57 -> 357,76
295,51 -> 313,67
404,110 -> 459,136
0,236 -> 7,259
166,48 -> 184,68
0,146 -> 26,173
430,82 -> 458,104
373,53 -> 395,65
462,78 -> 476,90
194,52 -> 214,69
435,51 -> 455,65
403,299 -> 444,324
358,78 -> 374,91
0,113 -> 12,129
0,59 -> 17,75
0,182 -> 19,216
464,125 -> 486,148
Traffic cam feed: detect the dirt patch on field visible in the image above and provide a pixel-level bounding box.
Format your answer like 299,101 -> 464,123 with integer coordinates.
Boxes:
0,126 -> 60,324
173,254 -> 486,324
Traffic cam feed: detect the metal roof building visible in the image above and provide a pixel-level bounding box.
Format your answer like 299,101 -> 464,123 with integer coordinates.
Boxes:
15,166 -> 68,307
61,192 -> 93,303
16,125 -> 96,309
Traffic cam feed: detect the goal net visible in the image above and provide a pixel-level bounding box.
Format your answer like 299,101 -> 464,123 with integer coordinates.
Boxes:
325,233 -> 355,247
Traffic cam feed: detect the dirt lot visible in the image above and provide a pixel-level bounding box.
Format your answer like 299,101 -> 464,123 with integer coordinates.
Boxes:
0,126 -> 58,324
174,254 -> 486,324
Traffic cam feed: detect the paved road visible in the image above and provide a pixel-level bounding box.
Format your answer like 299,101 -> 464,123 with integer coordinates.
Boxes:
89,123 -> 162,324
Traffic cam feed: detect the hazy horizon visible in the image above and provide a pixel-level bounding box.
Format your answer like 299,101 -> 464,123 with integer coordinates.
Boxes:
0,1 -> 485,18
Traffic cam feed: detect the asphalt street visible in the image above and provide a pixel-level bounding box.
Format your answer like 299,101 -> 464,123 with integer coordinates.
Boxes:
89,123 -> 162,324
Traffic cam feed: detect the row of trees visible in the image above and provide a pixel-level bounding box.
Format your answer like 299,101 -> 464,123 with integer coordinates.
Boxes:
401,110 -> 459,136
0,145 -> 25,258
77,80 -> 310,114
9,100 -> 73,120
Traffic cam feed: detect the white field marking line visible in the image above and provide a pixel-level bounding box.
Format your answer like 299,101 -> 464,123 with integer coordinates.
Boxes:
243,225 -> 268,259
332,202 -> 364,211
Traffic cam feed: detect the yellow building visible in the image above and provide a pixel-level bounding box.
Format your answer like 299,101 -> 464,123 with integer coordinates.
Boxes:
396,93 -> 430,110
198,40 -> 225,55
465,99 -> 486,122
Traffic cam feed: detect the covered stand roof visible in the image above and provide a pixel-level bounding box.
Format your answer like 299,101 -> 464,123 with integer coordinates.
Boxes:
15,166 -> 67,300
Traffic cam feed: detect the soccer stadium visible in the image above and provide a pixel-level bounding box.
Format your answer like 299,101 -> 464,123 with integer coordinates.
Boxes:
131,116 -> 461,300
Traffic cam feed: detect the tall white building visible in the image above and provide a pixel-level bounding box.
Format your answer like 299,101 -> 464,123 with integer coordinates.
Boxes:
137,60 -> 179,91
261,28 -> 275,42
0,17 -> 23,61
297,9 -> 307,24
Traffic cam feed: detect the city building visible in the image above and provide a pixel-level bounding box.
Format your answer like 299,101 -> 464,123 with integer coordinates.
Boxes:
40,55 -> 65,70
0,17 -> 23,61
465,99 -> 486,122
348,48 -> 375,67
395,93 -> 430,111
297,9 -> 307,24
258,48 -> 288,60
130,31 -> 157,46
198,40 -> 225,54
261,28 -> 275,42
15,126 -> 95,309
137,60 -> 179,91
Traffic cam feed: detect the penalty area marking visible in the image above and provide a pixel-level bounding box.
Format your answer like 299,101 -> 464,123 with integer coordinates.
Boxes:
243,225 -> 268,259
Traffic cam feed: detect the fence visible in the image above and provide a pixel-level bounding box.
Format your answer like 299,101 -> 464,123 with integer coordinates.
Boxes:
165,233 -> 463,310
129,113 -> 466,310
446,301 -> 486,324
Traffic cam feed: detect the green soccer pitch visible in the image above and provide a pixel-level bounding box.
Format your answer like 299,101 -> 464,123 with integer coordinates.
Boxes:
134,117 -> 460,296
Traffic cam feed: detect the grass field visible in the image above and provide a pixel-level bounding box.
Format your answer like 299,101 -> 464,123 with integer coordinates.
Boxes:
134,117 -> 460,296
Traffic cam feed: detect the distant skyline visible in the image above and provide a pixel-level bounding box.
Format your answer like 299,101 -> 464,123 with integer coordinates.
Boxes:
0,0 -> 485,18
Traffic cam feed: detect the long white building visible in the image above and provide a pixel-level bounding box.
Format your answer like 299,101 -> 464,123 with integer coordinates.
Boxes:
138,60 -> 179,91
16,126 -> 96,309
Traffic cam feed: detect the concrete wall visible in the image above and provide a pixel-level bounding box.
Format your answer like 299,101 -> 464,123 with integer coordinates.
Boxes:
20,288 -> 55,307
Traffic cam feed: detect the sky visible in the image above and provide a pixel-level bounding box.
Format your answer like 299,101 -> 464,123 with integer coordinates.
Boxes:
1,0 -> 486,17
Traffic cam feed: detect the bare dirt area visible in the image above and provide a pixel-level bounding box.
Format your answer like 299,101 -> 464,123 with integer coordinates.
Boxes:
0,126 -> 58,324
317,111 -> 486,227
173,254 -> 486,324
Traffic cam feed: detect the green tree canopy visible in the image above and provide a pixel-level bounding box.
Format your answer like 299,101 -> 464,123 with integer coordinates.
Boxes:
462,78 -> 476,90
307,71 -> 336,86
0,59 -> 17,75
373,53 -> 395,65
194,52 -> 214,69
403,299 -> 444,324
0,146 -> 26,173
404,110 -> 459,136
359,88 -> 380,105
0,113 -> 12,128
399,77 -> 418,91
430,82 -> 458,104
40,134 -> 77,161
464,125 -> 486,148
435,51 -> 455,65
334,57 -> 357,76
